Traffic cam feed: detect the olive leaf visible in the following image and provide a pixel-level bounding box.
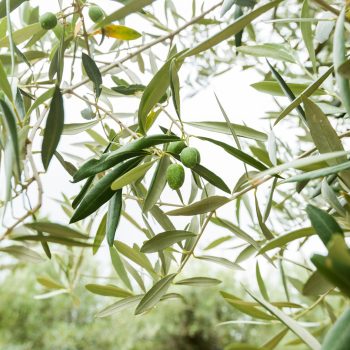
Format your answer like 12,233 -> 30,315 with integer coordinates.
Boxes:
41,86 -> 64,170
82,52 -> 102,97
134,273 -> 177,315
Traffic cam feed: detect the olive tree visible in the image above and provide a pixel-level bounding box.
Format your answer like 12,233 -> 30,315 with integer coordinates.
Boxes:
0,0 -> 350,349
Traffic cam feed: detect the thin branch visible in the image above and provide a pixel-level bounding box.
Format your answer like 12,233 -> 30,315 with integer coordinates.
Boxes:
62,1 -> 223,95
68,90 -> 139,138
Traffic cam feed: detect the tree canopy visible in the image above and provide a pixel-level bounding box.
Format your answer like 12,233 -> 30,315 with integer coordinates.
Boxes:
1,0 -> 350,349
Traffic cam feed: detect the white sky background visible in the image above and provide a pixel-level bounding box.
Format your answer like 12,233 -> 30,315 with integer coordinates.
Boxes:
1,0 -> 328,292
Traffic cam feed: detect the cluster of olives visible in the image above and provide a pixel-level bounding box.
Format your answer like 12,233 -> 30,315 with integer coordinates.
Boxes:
39,5 -> 104,31
166,141 -> 201,190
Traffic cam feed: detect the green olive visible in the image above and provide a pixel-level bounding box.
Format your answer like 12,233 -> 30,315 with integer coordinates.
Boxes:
88,5 -> 104,23
180,147 -> 200,168
40,12 -> 57,30
166,164 -> 185,190
167,141 -> 187,154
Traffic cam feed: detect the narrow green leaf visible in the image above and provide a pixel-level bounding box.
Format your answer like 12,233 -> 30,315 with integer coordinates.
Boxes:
124,259 -> 146,292
225,344 -> 264,350
274,65 -> 333,124
191,163 -> 231,194
302,271 -> 333,296
306,204 -> 343,246
41,86 -> 64,170
72,176 -> 94,210
175,277 -> 221,287
96,295 -> 143,318
106,189 -> 122,246
114,241 -> 155,276
203,236 -> 232,250
196,255 -> 243,270
321,309 -> 350,350
337,58 -> 350,79
82,52 -> 102,98
138,58 -> 178,134
0,22 -> 42,48
71,157 -> 143,223
321,179 -> 345,216
183,0 -> 282,58
143,155 -> 171,212
37,276 -> 64,290
85,284 -> 132,298
246,289 -> 321,350
135,273 -> 176,315
111,159 -> 156,190
253,151 -> 349,181
221,291 -> 275,320
256,262 -> 269,300
170,58 -> 181,118
311,254 -> 350,297
25,222 -> 88,239
0,98 -> 20,173
251,81 -> 324,97
283,161 -> 350,183
198,136 -> 268,171
333,9 -> 350,117
211,217 -> 260,249
259,227 -> 314,254
73,134 -> 178,182
25,87 -> 54,120
141,230 -> 196,253
237,43 -> 295,63
62,120 -> 99,135
54,151 -> 77,176
262,329 -> 289,350
301,0 -> 316,72
110,246 -> 133,291
150,205 -> 176,232
0,245 -> 44,263
0,0 -> 27,18
14,235 -> 93,247
186,121 -> 267,141
93,213 -> 107,255
254,192 -> 274,240
304,99 -> 350,179
267,60 -> 305,120
0,58 -> 13,100
166,196 -> 230,216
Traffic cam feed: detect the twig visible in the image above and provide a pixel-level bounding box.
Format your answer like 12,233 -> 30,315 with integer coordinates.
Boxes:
68,90 -> 139,138
62,1 -> 223,95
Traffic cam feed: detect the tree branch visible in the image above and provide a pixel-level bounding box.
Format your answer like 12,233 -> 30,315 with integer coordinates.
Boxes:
63,1 -> 223,95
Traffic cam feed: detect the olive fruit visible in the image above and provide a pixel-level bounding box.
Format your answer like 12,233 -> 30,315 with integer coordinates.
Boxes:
166,164 -> 185,190
180,147 -> 200,168
167,140 -> 187,154
88,5 -> 104,23
40,12 -> 57,30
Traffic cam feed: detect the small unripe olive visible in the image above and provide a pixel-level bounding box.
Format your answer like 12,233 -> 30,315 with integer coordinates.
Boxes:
40,12 -> 57,30
166,164 -> 185,190
88,5 -> 104,23
167,141 -> 187,154
180,147 -> 200,168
